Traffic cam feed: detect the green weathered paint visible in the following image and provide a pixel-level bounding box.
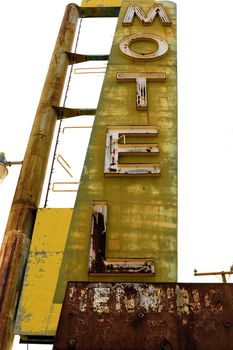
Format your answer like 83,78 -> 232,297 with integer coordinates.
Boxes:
55,0 -> 177,302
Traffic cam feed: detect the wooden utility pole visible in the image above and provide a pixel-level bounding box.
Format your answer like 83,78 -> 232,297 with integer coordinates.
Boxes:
0,4 -> 79,349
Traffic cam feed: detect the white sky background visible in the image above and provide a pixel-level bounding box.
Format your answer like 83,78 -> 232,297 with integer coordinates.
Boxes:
1,0 -> 233,348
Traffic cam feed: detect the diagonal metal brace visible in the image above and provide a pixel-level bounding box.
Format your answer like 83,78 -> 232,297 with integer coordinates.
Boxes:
65,52 -> 109,64
52,106 -> 96,119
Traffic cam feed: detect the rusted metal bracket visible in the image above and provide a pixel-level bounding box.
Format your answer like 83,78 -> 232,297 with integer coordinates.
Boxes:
52,106 -> 96,119
89,202 -> 154,275
65,52 -> 109,64
4,161 -> 23,166
79,6 -> 120,18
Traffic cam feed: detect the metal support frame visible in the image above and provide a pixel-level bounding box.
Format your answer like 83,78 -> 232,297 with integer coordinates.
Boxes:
0,4 -> 79,349
65,52 -> 109,64
80,6 -> 120,18
53,106 -> 96,119
0,4 -> 121,347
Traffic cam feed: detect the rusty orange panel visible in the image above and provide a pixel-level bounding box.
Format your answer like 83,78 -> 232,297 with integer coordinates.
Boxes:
54,282 -> 233,350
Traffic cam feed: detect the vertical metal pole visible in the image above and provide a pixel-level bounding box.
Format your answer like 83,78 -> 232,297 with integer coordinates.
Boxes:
221,273 -> 227,283
0,4 -> 79,349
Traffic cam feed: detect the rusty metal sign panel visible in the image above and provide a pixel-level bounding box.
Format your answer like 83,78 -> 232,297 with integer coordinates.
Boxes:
54,282 -> 233,350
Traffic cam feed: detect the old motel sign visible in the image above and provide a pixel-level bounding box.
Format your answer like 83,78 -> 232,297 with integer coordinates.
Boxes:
15,0 -> 177,344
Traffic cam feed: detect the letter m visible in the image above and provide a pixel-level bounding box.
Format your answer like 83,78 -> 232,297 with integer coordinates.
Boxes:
123,4 -> 171,26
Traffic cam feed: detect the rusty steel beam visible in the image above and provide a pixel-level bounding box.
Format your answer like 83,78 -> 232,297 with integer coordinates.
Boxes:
53,106 -> 96,119
54,282 -> 233,350
0,4 -> 80,349
80,6 -> 120,18
65,52 -> 109,64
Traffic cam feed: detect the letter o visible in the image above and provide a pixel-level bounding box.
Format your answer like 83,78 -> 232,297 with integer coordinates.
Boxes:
119,33 -> 168,60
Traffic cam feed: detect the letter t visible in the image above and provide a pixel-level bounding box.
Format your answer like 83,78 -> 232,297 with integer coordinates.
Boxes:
116,72 -> 166,110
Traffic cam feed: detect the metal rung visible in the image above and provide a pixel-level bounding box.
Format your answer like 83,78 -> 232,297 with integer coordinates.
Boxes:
62,126 -> 92,134
74,66 -> 106,75
52,182 -> 80,192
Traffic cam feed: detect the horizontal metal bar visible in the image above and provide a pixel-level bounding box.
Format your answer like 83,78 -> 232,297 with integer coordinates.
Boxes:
74,68 -> 106,75
20,336 -> 54,345
194,271 -> 233,276
52,182 -> 80,192
79,6 -> 120,18
65,52 -> 109,64
5,161 -> 23,166
53,106 -> 96,119
62,126 -> 92,134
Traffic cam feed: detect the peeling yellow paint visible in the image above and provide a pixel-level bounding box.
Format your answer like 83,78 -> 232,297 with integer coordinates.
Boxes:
15,209 -> 72,335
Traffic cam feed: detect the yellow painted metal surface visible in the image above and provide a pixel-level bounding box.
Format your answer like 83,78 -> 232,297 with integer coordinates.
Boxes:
56,0 -> 177,300
81,0 -> 122,7
15,209 -> 72,335
16,0 -> 177,336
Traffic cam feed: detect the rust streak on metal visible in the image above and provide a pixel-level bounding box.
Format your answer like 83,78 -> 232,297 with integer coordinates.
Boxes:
0,4 -> 79,349
89,203 -> 107,273
89,203 -> 154,275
